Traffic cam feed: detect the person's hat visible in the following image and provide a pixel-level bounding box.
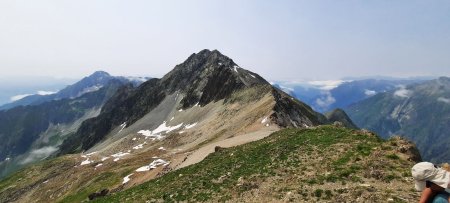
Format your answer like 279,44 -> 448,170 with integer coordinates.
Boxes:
412,162 -> 450,191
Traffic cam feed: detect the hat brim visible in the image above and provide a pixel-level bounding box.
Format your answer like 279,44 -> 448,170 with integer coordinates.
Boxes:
415,180 -> 426,191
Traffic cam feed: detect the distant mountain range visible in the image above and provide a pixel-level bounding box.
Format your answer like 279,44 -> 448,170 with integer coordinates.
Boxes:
274,79 -> 425,112
345,77 -> 450,163
0,71 -> 150,110
0,77 -> 76,106
0,72 -> 148,178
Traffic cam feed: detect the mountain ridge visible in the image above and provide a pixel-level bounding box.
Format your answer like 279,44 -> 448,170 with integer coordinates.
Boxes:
59,49 -> 325,155
345,76 -> 450,163
0,71 -> 149,111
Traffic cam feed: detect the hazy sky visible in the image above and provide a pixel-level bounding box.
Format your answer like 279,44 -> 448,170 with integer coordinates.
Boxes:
1,0 -> 449,81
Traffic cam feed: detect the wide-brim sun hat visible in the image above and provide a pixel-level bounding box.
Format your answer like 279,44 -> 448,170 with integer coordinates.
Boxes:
412,162 -> 450,191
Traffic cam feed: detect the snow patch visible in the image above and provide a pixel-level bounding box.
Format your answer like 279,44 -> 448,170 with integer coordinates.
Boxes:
170,117 -> 174,121
119,122 -> 127,133
86,151 -> 97,156
178,109 -> 183,112
249,74 -> 256,78
5,157 -> 10,161
80,159 -> 92,166
133,144 -> 144,150
233,65 -> 239,73
261,117 -> 268,124
438,97 -> 450,104
135,159 -> 170,172
158,147 -> 166,150
123,174 -> 133,184
95,163 -> 103,168
132,137 -> 137,141
101,157 -> 109,161
111,152 -> 130,161
138,121 -> 183,140
78,85 -> 103,96
184,123 -> 198,129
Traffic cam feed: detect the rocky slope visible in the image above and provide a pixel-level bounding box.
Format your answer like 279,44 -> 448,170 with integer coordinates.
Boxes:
94,126 -> 421,202
345,77 -> 450,163
0,126 -> 422,202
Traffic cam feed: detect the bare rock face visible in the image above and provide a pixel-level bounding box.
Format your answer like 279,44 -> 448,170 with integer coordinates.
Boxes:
391,136 -> 422,163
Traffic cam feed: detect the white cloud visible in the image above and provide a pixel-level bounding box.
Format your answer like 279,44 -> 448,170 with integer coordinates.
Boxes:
273,80 -> 350,91
393,86 -> 412,98
20,146 -> 58,164
307,80 -> 348,90
10,94 -> 33,101
438,97 -> 450,104
10,90 -> 57,101
37,90 -> 57,95
364,89 -> 377,96
315,92 -> 336,109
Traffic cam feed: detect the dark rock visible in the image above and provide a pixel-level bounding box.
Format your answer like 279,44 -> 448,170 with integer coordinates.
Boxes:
88,189 -> 109,201
215,146 -> 225,152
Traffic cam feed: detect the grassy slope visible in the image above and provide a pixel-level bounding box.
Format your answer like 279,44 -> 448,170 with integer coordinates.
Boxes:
94,125 -> 418,203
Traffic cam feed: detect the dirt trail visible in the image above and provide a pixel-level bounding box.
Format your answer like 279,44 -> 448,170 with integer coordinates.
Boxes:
175,126 -> 279,169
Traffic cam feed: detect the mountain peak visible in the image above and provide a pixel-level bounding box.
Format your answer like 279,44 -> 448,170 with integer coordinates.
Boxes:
89,71 -> 111,78
179,49 -> 235,71
161,49 -> 266,95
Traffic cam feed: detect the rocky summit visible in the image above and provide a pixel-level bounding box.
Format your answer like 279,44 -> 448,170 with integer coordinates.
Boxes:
0,50 -> 423,203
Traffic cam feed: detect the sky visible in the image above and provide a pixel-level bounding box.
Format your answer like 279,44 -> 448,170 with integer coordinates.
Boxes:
0,0 -> 449,81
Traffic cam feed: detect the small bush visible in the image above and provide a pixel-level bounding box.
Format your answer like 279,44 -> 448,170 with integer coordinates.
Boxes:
314,189 -> 323,198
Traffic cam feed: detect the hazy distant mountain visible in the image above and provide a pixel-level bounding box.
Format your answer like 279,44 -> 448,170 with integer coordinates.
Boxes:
345,77 -> 450,163
0,77 -> 76,106
0,78 -> 133,178
274,79 -> 424,112
0,71 -> 150,110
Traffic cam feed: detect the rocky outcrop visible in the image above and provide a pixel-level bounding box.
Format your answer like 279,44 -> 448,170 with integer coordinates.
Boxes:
325,108 -> 358,129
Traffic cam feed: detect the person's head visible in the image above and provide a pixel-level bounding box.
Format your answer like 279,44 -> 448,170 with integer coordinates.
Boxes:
412,162 -> 450,191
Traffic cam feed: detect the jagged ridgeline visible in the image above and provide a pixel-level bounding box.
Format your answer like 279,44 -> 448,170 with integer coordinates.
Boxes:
59,49 -> 326,155
0,50 -> 422,203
